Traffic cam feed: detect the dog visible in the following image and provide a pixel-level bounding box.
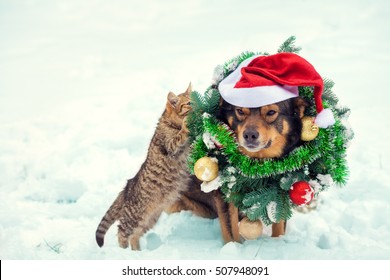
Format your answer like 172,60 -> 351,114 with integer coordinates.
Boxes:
168,96 -> 308,243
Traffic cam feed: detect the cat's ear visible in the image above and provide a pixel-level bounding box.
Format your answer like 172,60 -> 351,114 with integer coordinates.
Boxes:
167,92 -> 179,108
184,82 -> 192,96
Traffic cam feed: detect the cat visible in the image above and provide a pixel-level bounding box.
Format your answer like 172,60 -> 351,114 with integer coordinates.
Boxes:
95,84 -> 192,250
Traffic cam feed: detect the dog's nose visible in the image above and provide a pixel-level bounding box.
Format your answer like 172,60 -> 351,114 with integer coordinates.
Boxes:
243,128 -> 259,143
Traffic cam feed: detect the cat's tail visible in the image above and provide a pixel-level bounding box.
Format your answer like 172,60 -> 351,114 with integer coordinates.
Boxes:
95,190 -> 124,247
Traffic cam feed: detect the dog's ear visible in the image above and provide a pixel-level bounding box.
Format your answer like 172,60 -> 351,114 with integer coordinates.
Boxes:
294,97 -> 308,119
219,97 -> 224,107
216,98 -> 234,121
219,98 -> 233,111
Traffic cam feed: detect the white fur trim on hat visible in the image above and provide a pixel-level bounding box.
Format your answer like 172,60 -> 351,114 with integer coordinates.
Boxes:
315,108 -> 335,128
218,55 -> 299,108
218,84 -> 298,108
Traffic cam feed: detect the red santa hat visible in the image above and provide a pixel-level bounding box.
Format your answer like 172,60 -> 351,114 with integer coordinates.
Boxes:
218,53 -> 335,128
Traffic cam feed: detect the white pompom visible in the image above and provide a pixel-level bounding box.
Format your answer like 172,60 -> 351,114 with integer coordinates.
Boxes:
315,108 -> 335,128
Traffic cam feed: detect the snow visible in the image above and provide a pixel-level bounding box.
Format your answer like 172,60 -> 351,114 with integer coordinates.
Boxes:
266,201 -> 277,223
1,0 -> 390,260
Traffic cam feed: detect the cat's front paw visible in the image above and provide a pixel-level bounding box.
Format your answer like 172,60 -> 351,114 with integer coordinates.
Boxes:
181,117 -> 189,135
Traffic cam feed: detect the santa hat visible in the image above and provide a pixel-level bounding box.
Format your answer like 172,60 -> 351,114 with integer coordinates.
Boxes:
218,53 -> 335,128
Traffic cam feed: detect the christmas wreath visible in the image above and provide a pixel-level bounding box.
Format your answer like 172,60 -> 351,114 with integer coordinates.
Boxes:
187,36 -> 354,226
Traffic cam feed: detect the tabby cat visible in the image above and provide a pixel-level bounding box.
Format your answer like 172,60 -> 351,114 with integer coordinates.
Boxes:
95,84 -> 192,250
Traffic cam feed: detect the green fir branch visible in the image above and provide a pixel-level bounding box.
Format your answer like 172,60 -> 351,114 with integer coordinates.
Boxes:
43,239 -> 63,254
277,35 -> 302,54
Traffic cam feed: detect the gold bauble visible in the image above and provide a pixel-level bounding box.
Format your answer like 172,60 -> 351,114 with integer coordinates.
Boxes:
194,156 -> 219,182
238,217 -> 263,240
301,116 -> 319,141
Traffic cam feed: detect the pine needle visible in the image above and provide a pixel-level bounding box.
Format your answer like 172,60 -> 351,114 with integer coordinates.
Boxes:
44,239 -> 63,254
277,35 -> 302,53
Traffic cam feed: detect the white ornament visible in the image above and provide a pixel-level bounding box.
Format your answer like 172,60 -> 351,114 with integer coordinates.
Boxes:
200,175 -> 222,193
202,132 -> 216,149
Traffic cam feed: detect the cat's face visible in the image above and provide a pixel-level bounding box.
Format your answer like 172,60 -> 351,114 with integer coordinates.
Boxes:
166,83 -> 192,127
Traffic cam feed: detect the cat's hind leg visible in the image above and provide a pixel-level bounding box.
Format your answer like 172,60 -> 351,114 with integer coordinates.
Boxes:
117,224 -> 130,249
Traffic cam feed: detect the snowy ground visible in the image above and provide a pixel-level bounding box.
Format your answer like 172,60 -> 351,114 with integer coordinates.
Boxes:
1,0 -> 390,260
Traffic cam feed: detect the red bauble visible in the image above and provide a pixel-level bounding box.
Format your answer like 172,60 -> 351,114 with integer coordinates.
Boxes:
289,181 -> 314,206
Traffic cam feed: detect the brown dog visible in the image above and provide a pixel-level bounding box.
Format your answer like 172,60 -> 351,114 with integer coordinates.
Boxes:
168,96 -> 307,243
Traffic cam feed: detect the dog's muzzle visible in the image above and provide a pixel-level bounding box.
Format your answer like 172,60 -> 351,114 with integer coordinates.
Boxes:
242,128 -> 271,152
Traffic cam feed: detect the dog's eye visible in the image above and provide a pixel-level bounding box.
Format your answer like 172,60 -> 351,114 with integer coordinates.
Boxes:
267,110 -> 277,116
236,109 -> 245,116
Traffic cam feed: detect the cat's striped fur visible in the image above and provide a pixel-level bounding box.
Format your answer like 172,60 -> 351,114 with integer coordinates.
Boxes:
95,85 -> 192,250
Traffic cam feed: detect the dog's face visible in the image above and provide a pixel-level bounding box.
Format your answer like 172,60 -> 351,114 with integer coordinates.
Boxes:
218,97 -> 307,158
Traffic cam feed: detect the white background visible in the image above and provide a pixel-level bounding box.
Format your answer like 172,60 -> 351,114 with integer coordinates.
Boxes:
1,0 -> 390,261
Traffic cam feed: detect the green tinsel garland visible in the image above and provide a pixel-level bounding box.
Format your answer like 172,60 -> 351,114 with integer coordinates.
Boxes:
187,36 -> 354,225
